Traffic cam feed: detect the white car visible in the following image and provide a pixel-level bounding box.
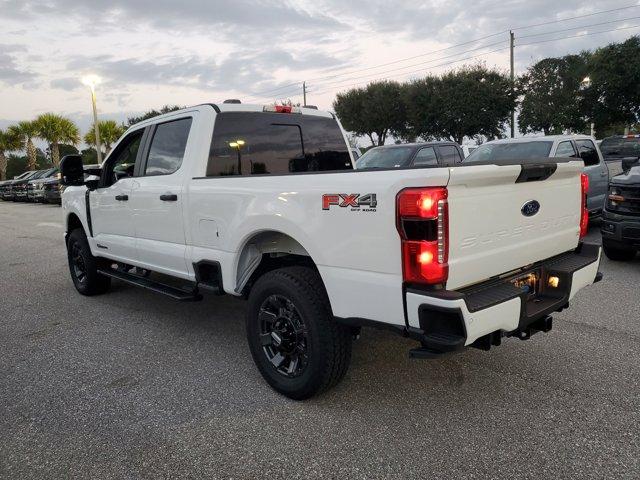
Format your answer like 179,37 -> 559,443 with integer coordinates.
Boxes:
465,135 -> 609,216
60,103 -> 602,399
461,145 -> 477,157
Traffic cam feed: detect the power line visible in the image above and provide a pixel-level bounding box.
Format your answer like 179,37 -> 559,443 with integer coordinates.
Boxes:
248,40 -> 509,101
517,23 -> 640,46
243,4 -> 640,102
303,31 -> 508,83
512,4 -> 640,31
305,40 -> 506,93
304,5 -> 640,89
518,15 -> 640,39
311,46 -> 509,96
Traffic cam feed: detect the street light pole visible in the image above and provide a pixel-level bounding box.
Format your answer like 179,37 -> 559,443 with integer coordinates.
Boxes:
510,30 -> 515,138
82,75 -> 103,164
90,85 -> 103,164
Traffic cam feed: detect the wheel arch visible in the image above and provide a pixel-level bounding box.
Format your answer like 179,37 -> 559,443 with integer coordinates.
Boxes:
235,229 -> 322,297
66,212 -> 84,236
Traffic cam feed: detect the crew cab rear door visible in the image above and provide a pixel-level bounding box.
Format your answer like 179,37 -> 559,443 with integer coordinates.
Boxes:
445,160 -> 584,290
129,114 -> 195,277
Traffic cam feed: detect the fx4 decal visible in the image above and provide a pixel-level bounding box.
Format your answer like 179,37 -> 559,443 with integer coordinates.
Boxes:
322,193 -> 377,211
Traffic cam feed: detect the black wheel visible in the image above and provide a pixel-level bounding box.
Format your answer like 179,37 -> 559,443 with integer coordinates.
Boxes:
246,266 -> 352,400
603,241 -> 637,261
66,228 -> 111,295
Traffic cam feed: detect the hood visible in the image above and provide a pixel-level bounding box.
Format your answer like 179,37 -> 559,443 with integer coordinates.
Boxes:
610,165 -> 640,186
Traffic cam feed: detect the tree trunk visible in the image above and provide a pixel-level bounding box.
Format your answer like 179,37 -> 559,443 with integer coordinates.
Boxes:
0,151 -> 6,181
367,133 -> 376,146
105,144 -> 111,155
27,139 -> 37,170
51,142 -> 60,166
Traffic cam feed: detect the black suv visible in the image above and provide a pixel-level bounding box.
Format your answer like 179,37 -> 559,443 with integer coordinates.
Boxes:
355,142 -> 464,169
601,164 -> 640,261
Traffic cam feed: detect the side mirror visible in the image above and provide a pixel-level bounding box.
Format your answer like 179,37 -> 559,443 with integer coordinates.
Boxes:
60,154 -> 84,186
621,157 -> 640,172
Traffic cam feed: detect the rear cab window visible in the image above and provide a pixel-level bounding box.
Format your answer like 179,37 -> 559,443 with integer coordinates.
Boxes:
600,136 -> 640,157
206,112 -> 351,176
464,141 -> 553,164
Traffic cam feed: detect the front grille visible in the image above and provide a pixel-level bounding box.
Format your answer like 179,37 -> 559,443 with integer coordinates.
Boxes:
607,186 -> 640,215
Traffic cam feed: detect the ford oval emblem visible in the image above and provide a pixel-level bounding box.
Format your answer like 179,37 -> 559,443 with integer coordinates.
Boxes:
521,200 -> 541,217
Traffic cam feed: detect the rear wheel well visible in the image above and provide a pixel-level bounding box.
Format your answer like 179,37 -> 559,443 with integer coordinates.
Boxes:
242,254 -> 316,298
236,231 -> 319,297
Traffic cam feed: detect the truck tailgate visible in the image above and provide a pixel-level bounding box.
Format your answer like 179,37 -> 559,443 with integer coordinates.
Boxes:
446,161 -> 583,290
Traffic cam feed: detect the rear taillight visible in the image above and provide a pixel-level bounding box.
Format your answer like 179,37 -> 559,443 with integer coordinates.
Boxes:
397,187 -> 448,285
580,173 -> 589,238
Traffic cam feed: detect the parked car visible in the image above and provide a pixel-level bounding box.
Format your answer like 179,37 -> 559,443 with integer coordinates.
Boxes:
60,103 -> 600,399
26,168 -> 59,202
461,145 -> 477,157
1,170 -> 41,201
351,147 -> 362,160
0,179 -> 13,200
40,165 -> 99,205
464,135 -> 609,217
356,141 -> 464,169
601,163 -> 640,261
41,176 -> 63,204
599,134 -> 640,161
13,169 -> 51,201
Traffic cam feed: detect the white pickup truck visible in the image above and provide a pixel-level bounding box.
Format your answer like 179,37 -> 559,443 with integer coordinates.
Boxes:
60,103 -> 602,399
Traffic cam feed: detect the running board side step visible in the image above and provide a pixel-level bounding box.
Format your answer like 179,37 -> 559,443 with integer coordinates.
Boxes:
97,268 -> 203,301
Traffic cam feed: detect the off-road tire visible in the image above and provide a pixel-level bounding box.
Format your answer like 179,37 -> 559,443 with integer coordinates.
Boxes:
66,228 -> 111,295
603,241 -> 637,261
246,266 -> 352,400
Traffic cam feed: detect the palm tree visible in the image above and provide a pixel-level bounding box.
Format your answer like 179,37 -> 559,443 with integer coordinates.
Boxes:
83,120 -> 126,155
0,128 -> 22,181
35,113 -> 80,166
8,121 -> 39,171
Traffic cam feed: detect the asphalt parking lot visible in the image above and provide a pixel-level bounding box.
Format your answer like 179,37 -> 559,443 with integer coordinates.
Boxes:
1,201 -> 638,479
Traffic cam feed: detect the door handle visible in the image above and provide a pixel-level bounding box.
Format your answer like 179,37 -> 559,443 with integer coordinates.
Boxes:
115,194 -> 128,201
159,194 -> 178,201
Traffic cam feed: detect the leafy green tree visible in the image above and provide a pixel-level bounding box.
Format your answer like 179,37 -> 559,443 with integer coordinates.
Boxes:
83,120 -> 126,154
581,36 -> 640,131
127,105 -> 183,127
333,81 -> 405,146
8,121 -> 40,171
5,149 -> 48,178
0,129 -> 22,180
81,147 -> 98,165
405,65 -> 516,144
518,55 -> 588,135
35,113 -> 80,166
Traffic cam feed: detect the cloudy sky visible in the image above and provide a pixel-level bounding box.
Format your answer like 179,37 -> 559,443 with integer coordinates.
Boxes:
1,0 -> 639,139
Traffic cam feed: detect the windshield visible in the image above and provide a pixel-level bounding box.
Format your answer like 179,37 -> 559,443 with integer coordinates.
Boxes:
464,141 -> 553,163
356,147 -> 415,169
